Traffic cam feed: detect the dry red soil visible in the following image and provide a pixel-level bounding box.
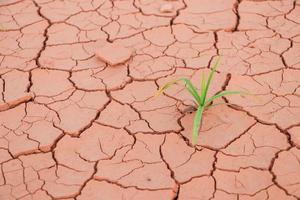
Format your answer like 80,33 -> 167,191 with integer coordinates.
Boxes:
0,0 -> 300,199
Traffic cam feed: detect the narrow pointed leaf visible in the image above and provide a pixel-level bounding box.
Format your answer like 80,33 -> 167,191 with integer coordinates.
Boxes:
205,90 -> 242,106
200,72 -> 206,103
156,78 -> 202,105
201,57 -> 220,105
181,78 -> 202,105
155,79 -> 181,97
192,106 -> 205,145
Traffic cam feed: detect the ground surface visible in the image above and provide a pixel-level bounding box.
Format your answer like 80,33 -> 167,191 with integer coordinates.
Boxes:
0,0 -> 300,199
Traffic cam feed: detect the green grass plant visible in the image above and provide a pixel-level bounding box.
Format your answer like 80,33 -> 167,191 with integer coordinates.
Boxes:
156,58 -> 244,144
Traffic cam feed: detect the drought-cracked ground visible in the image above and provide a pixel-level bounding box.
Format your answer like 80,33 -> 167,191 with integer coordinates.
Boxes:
0,0 -> 300,199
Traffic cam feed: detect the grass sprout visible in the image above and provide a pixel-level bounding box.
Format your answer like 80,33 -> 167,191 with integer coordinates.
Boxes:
156,58 -> 245,145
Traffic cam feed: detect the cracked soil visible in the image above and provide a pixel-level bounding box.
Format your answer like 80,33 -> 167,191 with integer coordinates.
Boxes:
0,0 -> 300,199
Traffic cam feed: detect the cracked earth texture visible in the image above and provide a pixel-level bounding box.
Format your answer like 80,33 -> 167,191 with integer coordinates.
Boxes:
0,0 -> 300,199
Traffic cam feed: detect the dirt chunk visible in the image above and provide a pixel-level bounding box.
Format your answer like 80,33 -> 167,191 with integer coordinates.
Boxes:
95,43 -> 132,66
160,4 -> 174,13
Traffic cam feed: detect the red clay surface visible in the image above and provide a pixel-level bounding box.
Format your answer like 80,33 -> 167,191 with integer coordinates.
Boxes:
0,0 -> 300,199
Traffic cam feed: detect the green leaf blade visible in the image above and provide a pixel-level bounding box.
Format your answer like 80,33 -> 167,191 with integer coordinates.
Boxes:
192,106 -> 205,145
156,78 -> 202,105
200,73 -> 206,102
181,78 -> 202,105
201,57 -> 220,105
205,90 -> 243,106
